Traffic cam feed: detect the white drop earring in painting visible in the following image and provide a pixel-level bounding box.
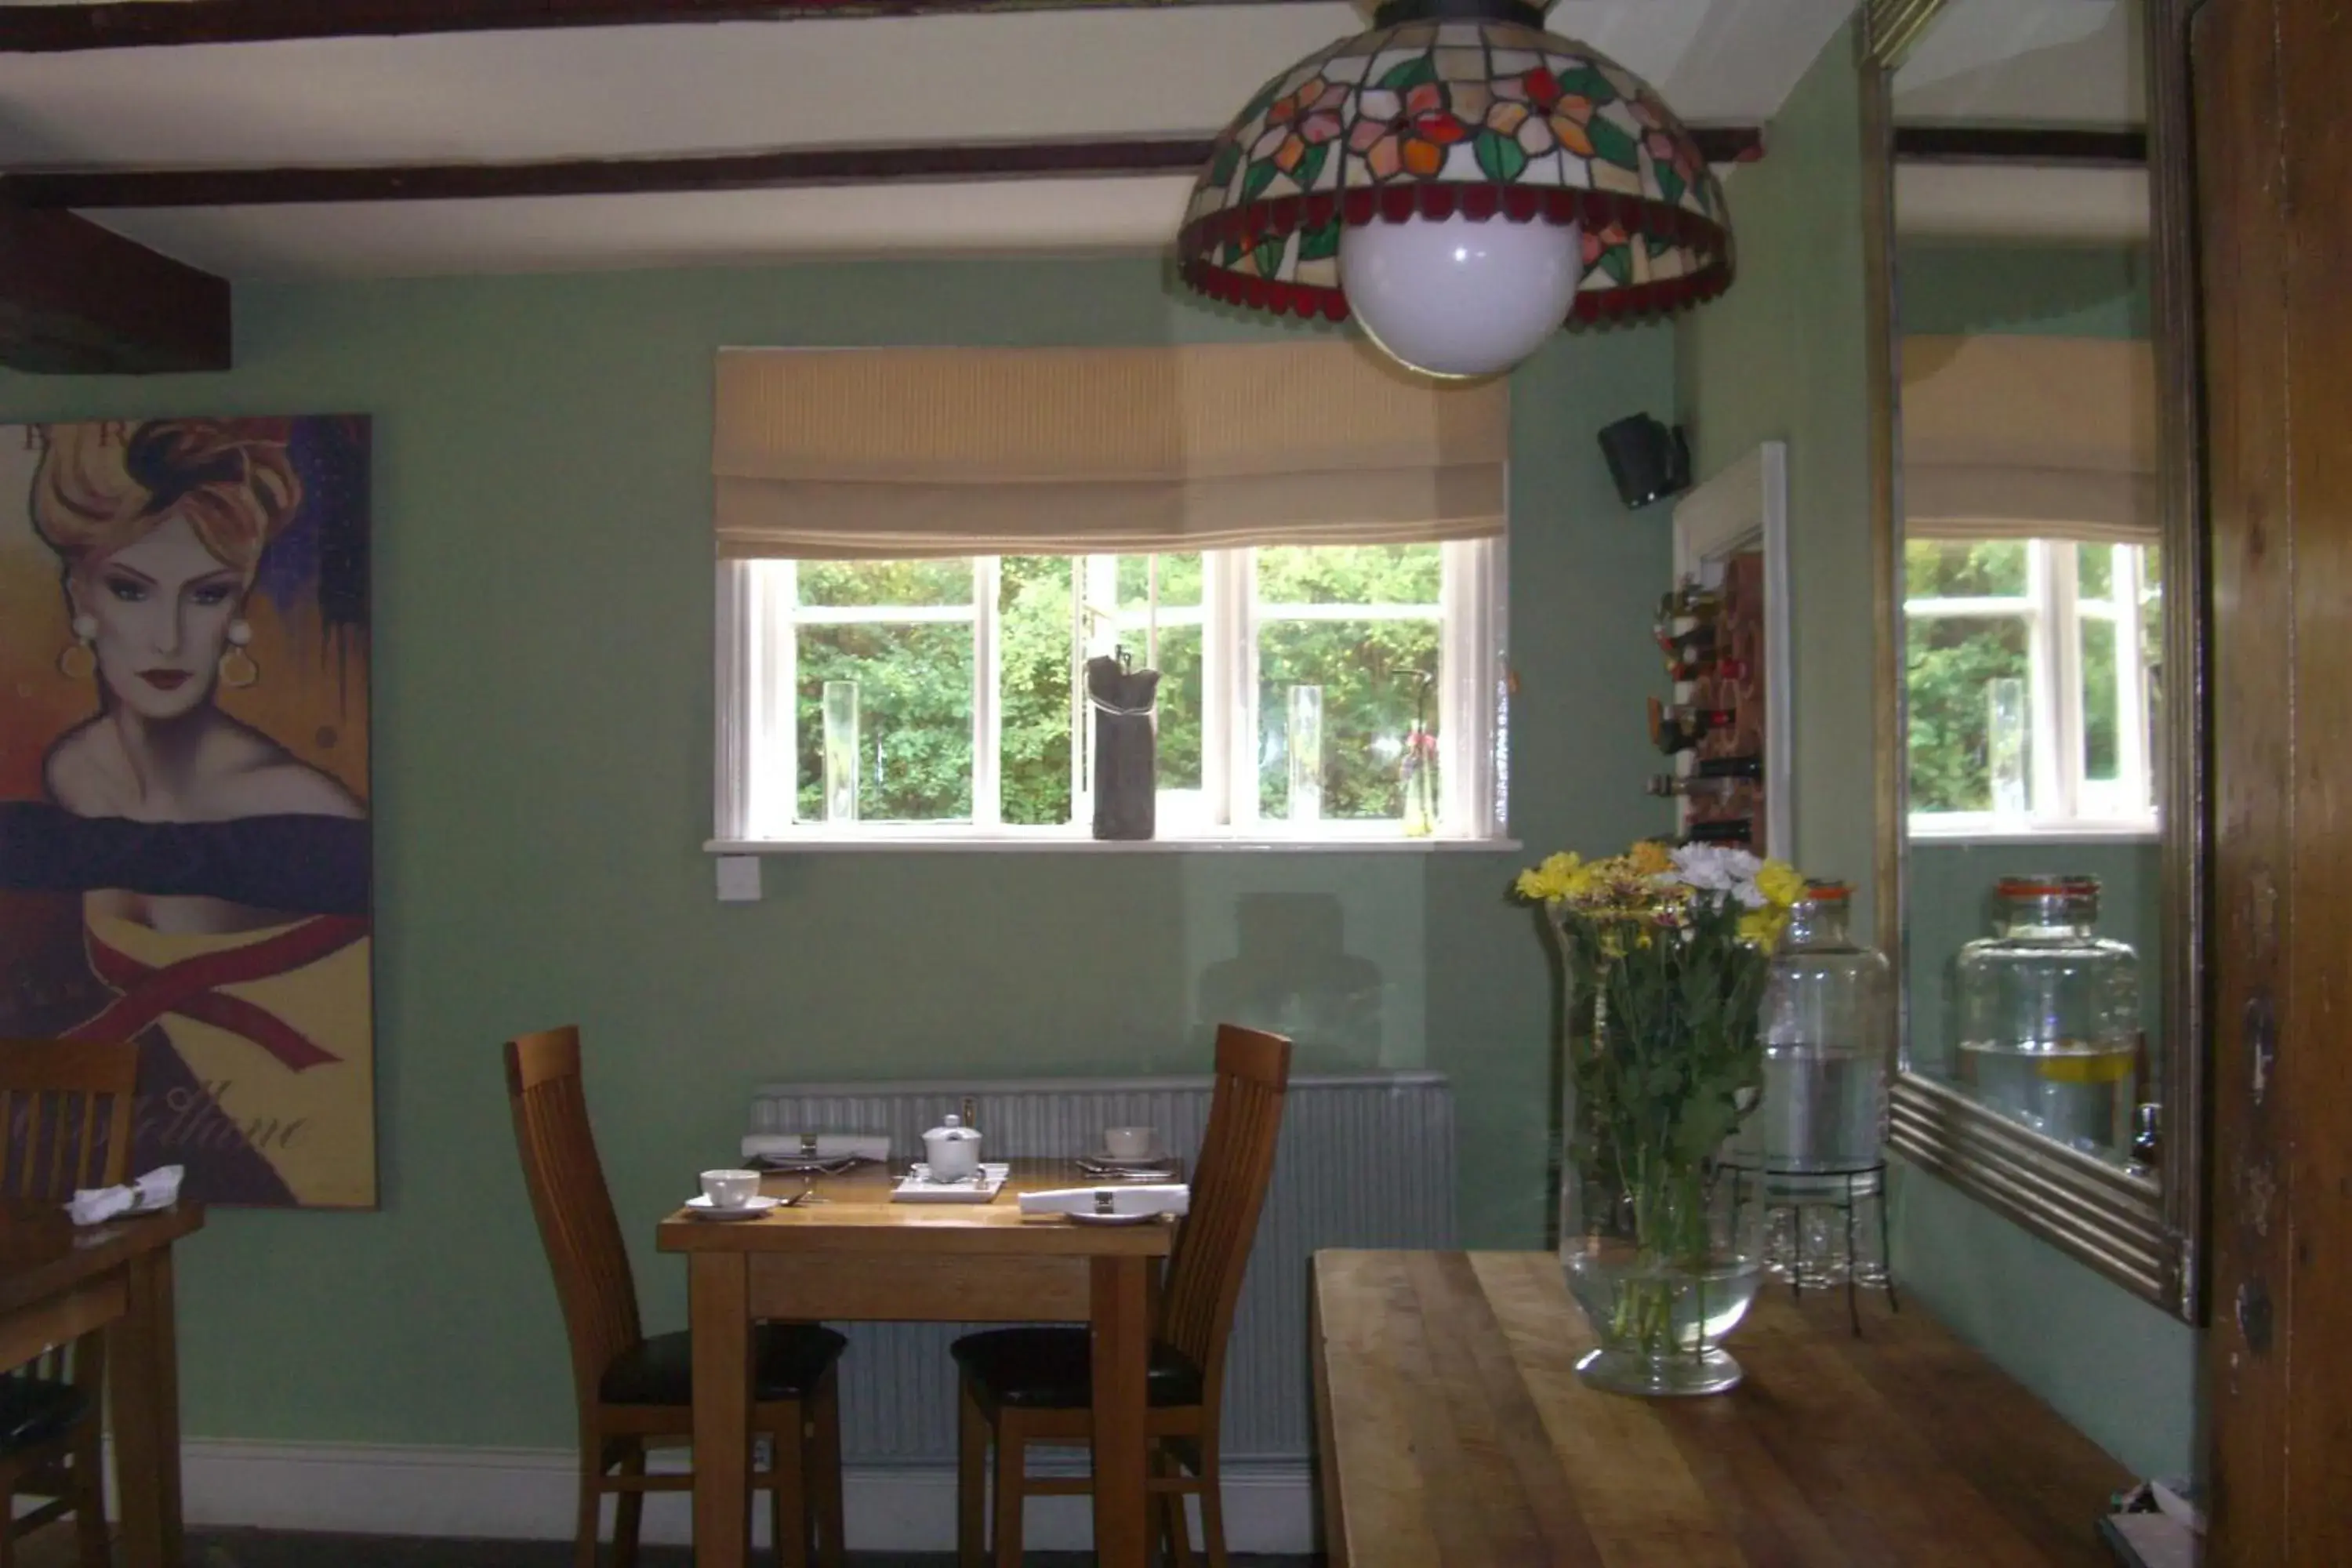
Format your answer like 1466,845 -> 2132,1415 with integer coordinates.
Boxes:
56,613 -> 96,681
220,617 -> 259,689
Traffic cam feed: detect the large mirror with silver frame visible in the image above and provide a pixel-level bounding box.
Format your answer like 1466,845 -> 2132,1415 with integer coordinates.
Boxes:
1863,0 -> 2204,1321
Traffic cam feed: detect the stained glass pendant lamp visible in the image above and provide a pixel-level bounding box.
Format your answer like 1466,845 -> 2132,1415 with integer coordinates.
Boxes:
1178,0 -> 1736,379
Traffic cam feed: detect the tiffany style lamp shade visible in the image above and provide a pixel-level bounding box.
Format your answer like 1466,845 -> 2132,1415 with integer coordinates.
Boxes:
1178,0 -> 1736,378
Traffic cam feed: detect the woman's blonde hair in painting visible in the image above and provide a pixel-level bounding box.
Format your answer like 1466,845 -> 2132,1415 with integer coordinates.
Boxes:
33,417 -> 301,570
34,419 -> 301,687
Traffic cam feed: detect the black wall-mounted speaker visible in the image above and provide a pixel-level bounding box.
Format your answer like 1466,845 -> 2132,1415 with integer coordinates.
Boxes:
1597,413 -> 1693,510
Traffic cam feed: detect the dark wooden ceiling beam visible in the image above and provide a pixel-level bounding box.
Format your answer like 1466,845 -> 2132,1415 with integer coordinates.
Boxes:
2,127 -> 1768,209
0,203 -> 230,374
1893,125 -> 2148,167
5,138 -> 1221,209
2,0 -> 1278,52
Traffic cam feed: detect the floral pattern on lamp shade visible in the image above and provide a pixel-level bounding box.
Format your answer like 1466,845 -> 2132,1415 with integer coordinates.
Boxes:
1178,19 -> 1735,328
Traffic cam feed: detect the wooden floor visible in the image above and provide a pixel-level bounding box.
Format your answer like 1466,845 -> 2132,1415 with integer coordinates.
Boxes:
16,1523 -> 1314,1567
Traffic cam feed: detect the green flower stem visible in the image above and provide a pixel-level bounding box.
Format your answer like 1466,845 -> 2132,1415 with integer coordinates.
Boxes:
1552,900 -> 1769,1367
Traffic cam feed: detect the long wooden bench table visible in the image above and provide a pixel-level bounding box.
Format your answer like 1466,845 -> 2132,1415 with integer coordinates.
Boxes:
1312,1250 -> 2131,1567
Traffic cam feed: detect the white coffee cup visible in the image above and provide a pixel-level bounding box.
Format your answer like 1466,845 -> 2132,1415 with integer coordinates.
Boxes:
700,1169 -> 761,1209
1103,1127 -> 1157,1160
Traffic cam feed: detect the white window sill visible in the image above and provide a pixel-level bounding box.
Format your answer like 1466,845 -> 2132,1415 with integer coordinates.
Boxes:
1907,818 -> 2161,846
706,832 -> 1523,855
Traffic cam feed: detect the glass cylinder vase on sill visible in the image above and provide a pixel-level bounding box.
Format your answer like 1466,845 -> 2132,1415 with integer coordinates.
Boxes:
1518,840 -> 1809,1396
821,679 -> 860,825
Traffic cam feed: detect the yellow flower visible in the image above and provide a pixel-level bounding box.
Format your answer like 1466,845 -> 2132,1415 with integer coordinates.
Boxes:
1755,859 -> 1806,910
1515,851 -> 1585,904
1738,908 -> 1789,948
1628,839 -> 1674,877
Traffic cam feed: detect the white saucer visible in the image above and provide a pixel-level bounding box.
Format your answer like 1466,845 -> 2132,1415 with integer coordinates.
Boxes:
685,1194 -> 781,1221
1088,1145 -> 1168,1168
1067,1209 -> 1162,1226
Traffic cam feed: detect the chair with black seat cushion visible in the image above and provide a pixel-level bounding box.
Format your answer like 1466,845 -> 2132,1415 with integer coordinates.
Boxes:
952,1023 -> 1292,1568
506,1025 -> 848,1568
0,1038 -> 137,1568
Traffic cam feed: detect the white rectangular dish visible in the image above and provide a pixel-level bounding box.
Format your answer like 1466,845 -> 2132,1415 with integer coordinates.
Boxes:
891,1162 -> 1011,1203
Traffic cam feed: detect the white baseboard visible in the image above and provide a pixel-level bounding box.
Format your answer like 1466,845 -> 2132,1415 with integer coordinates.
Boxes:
169,1439 -> 1315,1555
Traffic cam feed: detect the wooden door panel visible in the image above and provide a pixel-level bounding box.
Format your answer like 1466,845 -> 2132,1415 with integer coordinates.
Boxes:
2197,0 -> 2352,1557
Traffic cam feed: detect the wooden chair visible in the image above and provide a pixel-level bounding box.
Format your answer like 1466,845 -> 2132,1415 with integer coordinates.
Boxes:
952,1023 -> 1293,1568
0,1038 -> 139,1568
505,1025 -> 848,1568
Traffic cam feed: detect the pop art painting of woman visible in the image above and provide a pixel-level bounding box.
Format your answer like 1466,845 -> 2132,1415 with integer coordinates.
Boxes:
0,417 -> 375,1208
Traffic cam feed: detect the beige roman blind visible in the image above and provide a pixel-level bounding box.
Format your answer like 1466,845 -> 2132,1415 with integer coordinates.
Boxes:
1903,334 -> 2159,545
711,343 -> 1509,561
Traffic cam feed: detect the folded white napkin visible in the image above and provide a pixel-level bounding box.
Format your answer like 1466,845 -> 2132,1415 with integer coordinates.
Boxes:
1018,1184 -> 1190,1219
67,1165 -> 183,1228
742,1133 -> 890,1163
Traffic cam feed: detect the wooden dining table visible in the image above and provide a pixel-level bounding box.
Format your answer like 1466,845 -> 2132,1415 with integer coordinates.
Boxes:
1313,1250 -> 2132,1567
0,1200 -> 202,1568
655,1158 -> 1176,1568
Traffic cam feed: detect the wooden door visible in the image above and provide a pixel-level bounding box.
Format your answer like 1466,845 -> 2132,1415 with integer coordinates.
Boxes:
2197,0 -> 2352,1559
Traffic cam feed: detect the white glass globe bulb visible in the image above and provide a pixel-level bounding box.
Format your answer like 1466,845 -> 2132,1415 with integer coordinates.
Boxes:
1340,213 -> 1584,379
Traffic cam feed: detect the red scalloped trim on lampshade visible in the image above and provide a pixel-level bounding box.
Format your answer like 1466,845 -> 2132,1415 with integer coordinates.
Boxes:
1176,182 -> 1734,331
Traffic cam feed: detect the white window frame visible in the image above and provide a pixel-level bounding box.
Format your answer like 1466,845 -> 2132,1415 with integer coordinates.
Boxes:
1906,537 -> 2157,839
712,540 -> 1509,848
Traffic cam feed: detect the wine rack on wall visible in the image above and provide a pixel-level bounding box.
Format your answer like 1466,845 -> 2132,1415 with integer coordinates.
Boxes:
1660,442 -> 1793,857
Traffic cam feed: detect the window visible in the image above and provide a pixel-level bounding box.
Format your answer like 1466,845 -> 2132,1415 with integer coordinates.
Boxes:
1904,536 -> 2158,833
719,541 -> 1504,844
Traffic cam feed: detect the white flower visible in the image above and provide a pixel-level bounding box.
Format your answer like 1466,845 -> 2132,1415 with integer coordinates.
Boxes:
1730,879 -> 1767,909
1668,844 -> 1762,893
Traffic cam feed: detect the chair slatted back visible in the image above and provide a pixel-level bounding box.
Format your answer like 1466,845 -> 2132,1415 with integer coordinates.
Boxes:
504,1027 -> 643,1412
0,1039 -> 137,1204
1160,1025 -> 1292,1399
0,1038 -> 139,1385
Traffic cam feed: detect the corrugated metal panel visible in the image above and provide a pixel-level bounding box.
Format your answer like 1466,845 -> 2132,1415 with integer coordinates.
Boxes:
747,1072 -> 1455,1463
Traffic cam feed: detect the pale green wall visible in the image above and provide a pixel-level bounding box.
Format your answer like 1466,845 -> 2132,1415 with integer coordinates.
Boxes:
1676,33 -> 2195,1480
1890,1163 -> 2196,1477
0,258 -> 1674,1446
1675,21 -> 1876,927
1899,240 -> 2152,339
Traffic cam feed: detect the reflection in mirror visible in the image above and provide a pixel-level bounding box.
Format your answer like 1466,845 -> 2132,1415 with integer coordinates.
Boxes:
1882,0 -> 2194,1265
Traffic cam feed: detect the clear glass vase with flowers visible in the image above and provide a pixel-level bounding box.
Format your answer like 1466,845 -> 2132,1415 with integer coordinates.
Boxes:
1516,840 -> 1808,1396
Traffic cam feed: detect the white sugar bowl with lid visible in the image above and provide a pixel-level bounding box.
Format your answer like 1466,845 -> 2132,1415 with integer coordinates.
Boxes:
922,1112 -> 983,1182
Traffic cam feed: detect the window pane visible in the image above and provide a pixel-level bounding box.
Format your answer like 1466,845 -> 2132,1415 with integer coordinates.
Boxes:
1257,543 -> 1442,606
797,623 -> 973,822
1116,552 -> 1203,610
1151,626 -> 1204,793
1904,539 -> 2027,599
799,558 -> 973,608
1258,619 -> 1441,820
1102,555 -> 1205,794
2082,617 -> 2119,782
1906,614 -> 2031,812
1000,556 -> 1075,828
2076,543 -> 2114,601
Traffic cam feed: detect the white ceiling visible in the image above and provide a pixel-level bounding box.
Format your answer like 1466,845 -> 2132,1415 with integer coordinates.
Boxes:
1893,0 -> 2147,245
0,0 -> 1851,278
1894,0 -> 2143,129
4,0 -> 2152,279
93,179 -> 1213,276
